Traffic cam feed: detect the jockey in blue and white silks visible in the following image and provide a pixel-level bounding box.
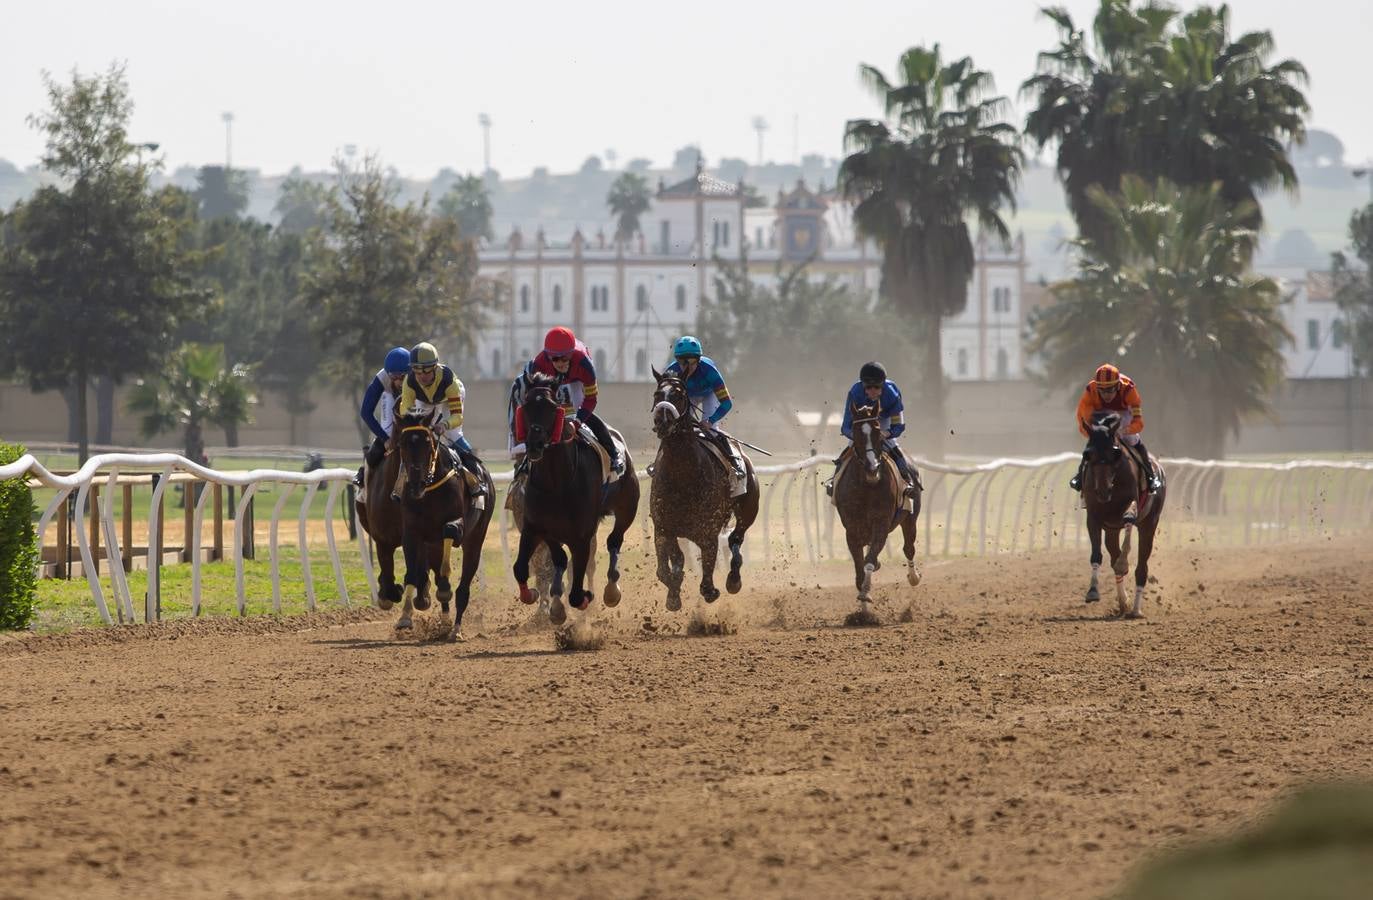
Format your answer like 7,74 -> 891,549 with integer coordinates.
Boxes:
664,335 -> 744,478
835,361 -> 918,497
353,346 -> 410,497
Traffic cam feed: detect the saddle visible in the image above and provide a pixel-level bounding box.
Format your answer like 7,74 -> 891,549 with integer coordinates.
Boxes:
690,429 -> 748,497
575,423 -> 628,486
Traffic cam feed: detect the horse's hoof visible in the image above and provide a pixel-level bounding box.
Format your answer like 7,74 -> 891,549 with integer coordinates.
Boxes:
377,595 -> 394,611
907,567 -> 921,587
602,581 -> 622,608
725,572 -> 742,594
1125,611 -> 1144,620
518,585 -> 538,605
870,560 -> 882,573
396,617 -> 413,631
572,592 -> 592,612
1085,588 -> 1101,603
436,587 -> 453,606
666,592 -> 682,612
447,629 -> 467,643
413,593 -> 431,612
549,597 -> 568,626
702,587 -> 720,603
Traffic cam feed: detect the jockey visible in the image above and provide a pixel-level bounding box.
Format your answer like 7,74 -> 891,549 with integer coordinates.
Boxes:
664,335 -> 745,479
1070,363 -> 1161,493
833,361 -> 918,497
352,346 -> 410,501
392,341 -> 487,503
522,326 -> 624,475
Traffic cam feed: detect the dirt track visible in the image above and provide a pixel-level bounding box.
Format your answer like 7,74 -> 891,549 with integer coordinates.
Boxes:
2,539 -> 1371,898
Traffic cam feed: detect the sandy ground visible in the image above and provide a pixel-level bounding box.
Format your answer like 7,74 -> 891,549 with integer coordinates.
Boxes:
2,538 -> 1371,899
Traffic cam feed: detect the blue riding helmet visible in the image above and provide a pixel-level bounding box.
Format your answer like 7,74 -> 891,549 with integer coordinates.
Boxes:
383,346 -> 411,375
673,335 -> 703,358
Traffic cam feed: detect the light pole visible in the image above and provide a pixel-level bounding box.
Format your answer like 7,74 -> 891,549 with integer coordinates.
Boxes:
751,116 -> 768,167
479,113 -> 492,174
221,111 -> 234,170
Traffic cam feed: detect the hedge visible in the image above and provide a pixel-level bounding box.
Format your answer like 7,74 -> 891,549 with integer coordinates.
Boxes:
0,442 -> 38,630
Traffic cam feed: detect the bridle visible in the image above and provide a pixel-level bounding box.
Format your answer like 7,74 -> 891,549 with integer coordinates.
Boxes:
850,404 -> 883,480
399,423 -> 454,494
652,376 -> 693,438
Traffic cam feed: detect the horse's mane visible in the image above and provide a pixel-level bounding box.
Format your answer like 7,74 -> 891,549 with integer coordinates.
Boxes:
526,371 -> 559,392
1087,412 -> 1121,455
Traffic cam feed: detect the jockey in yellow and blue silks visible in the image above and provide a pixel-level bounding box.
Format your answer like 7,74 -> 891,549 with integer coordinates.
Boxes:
837,361 -> 918,497
664,335 -> 744,477
392,341 -> 486,502
352,346 -> 410,498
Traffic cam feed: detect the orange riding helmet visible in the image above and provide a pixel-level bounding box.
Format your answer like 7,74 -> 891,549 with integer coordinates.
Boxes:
1094,363 -> 1121,388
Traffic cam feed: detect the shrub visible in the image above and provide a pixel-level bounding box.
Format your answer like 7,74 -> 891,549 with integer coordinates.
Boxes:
0,442 -> 39,630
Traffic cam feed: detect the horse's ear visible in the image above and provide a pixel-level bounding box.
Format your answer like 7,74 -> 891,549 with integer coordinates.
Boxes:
651,365 -> 663,382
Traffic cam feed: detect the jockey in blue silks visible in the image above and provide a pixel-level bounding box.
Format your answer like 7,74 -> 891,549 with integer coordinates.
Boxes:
664,335 -> 744,478
353,346 -> 411,499
834,361 -> 918,497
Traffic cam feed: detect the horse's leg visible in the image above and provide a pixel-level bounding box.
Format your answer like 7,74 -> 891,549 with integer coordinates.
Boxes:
1104,527 -> 1128,615
655,529 -> 683,611
435,529 -> 455,613
846,528 -> 869,601
545,540 -> 570,626
513,528 -> 542,605
449,508 -> 490,641
698,530 -> 721,603
377,542 -> 402,609
397,531 -> 429,630
1129,520 -> 1156,619
413,541 -> 438,612
1086,515 -> 1103,603
602,518 -> 627,608
725,471 -> 761,594
900,510 -> 921,587
568,534 -> 594,612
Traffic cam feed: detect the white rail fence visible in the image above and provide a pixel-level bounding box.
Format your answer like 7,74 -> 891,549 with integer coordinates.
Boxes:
5,451 -> 1372,626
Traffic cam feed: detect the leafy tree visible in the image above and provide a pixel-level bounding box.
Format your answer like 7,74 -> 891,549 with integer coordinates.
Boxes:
435,173 -> 494,242
606,172 -> 651,243
626,158 -> 653,173
1027,177 -> 1290,458
1022,0 -> 1309,248
128,343 -> 255,462
1332,203 -> 1373,375
0,64 -> 202,461
305,154 -> 488,431
193,165 -> 249,220
839,44 -> 1022,457
274,172 -> 334,235
698,253 -> 920,416
579,155 -> 603,175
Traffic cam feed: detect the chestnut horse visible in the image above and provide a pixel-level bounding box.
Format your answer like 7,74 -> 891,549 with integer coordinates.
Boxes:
1082,411 -> 1166,617
833,400 -> 921,611
649,368 -> 760,610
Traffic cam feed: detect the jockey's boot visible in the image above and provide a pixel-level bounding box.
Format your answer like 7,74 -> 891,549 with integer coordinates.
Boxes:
1133,440 -> 1161,493
454,447 -> 488,505
1069,457 -> 1086,492
584,414 -> 624,475
825,460 -> 838,497
353,465 -> 366,503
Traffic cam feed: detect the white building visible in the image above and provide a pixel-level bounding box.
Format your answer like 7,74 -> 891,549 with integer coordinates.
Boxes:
1272,269 -> 1356,378
473,162 -> 1031,382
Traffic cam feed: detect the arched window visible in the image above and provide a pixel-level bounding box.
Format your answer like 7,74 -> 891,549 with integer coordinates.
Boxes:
519,284 -> 530,312
995,347 -> 1009,379
675,285 -> 686,311
956,347 -> 968,376
636,284 -> 648,311
635,348 -> 647,376
722,222 -> 730,247
552,284 -> 562,312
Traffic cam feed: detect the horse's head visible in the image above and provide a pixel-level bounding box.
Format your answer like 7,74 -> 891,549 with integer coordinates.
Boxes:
519,371 -> 564,462
850,401 -> 884,484
1085,411 -> 1125,502
395,414 -> 439,501
651,366 -> 690,439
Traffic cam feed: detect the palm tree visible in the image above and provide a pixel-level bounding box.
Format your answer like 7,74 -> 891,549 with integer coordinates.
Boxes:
1026,176 -> 1289,459
128,343 -> 256,462
436,174 -> 494,242
606,172 -> 651,244
1022,0 -> 1309,248
839,44 -> 1022,457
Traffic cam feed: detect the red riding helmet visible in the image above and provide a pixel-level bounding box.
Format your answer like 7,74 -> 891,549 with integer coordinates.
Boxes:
543,326 -> 577,356
1094,363 -> 1121,388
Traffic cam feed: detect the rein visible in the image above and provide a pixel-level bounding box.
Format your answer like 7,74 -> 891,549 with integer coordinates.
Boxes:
400,423 -> 443,490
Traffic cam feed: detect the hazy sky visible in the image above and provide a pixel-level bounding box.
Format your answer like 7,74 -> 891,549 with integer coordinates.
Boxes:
3,0 -> 1369,179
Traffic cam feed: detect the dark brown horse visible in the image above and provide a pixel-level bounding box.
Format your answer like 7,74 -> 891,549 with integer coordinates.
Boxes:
649,368 -> 760,610
1082,412 -> 1166,617
833,401 -> 921,612
512,373 -> 639,624
393,415 -> 495,639
355,444 -> 408,614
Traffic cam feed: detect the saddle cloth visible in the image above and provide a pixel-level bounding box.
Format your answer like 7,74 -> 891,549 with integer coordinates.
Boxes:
574,423 -> 627,486
694,431 -> 749,497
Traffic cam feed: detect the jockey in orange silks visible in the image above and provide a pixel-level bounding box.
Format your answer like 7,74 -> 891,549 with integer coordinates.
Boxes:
1070,363 -> 1161,493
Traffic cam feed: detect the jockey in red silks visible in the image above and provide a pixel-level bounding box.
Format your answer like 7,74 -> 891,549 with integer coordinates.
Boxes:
520,326 -> 623,474
1070,363 -> 1161,494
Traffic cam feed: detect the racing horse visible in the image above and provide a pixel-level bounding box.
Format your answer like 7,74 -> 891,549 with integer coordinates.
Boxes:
1082,411 -> 1166,617
512,372 -> 639,622
832,400 -> 921,611
393,414 -> 495,639
649,367 -> 760,610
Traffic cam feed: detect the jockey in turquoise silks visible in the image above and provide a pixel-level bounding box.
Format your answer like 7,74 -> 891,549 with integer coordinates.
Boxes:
664,335 -> 744,479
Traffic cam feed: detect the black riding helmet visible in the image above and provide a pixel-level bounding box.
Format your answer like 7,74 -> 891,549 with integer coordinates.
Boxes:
860,361 -> 887,387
